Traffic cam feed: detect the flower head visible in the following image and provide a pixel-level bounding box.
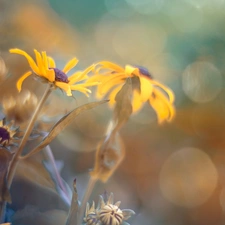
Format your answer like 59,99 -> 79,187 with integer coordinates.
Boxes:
0,119 -> 17,147
2,89 -> 38,125
83,202 -> 101,225
9,48 -> 98,97
88,61 -> 175,124
83,192 -> 135,225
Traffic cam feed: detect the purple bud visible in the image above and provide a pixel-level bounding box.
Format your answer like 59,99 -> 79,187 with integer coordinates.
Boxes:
134,65 -> 153,79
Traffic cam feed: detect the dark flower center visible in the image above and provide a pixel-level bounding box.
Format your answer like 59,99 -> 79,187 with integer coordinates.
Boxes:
134,65 -> 153,79
0,127 -> 10,146
52,68 -> 69,83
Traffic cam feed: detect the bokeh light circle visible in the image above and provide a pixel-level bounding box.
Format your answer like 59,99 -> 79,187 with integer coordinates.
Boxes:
125,0 -> 164,15
104,0 -> 134,18
182,61 -> 222,103
113,23 -> 167,62
159,147 -> 218,208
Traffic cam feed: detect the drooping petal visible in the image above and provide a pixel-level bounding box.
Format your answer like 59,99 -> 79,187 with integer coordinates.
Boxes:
68,71 -> 88,84
87,74 -> 105,83
62,58 -> 78,74
68,64 -> 95,84
151,80 -> 175,103
139,75 -> 153,102
132,90 -> 144,112
9,48 -> 40,74
47,56 -> 56,68
149,88 -> 175,124
16,71 -> 32,92
70,85 -> 92,97
96,61 -> 124,73
98,74 -> 125,95
107,84 -> 124,105
34,49 -> 46,77
55,82 -> 72,96
81,81 -> 100,87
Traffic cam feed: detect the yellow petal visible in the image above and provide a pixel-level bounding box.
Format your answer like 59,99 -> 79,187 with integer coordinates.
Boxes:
68,64 -> 95,84
47,56 -> 56,68
149,89 -> 175,124
86,74 -> 104,83
34,49 -> 46,77
41,51 -> 48,70
125,65 -> 139,77
9,48 -> 40,74
139,75 -> 153,102
151,80 -> 175,103
98,74 -> 125,95
16,71 -> 32,92
108,84 -> 123,106
46,69 -> 55,82
96,61 -> 124,73
82,81 -> 100,87
55,82 -> 72,96
62,58 -> 78,74
132,90 -> 144,112
70,85 -> 91,97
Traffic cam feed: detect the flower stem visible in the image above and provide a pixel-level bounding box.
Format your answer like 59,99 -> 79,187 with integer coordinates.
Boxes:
7,84 -> 52,187
77,177 -> 97,225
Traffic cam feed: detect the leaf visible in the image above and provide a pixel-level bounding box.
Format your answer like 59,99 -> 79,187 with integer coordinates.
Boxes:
65,179 -> 79,225
90,132 -> 125,182
12,156 -> 69,211
16,157 -> 57,190
21,100 -> 108,159
113,78 -> 133,132
11,206 -> 67,225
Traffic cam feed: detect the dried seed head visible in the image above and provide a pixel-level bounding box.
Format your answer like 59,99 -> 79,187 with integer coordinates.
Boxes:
83,202 -> 99,225
83,192 -> 135,225
2,89 -> 38,124
85,212 -> 99,225
99,204 -> 124,225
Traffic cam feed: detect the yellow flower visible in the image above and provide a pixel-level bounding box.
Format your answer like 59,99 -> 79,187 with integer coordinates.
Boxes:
88,61 -> 175,123
9,48 -> 98,97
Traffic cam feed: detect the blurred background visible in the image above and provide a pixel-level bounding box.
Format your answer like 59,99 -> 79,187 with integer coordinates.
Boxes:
1,0 -> 225,224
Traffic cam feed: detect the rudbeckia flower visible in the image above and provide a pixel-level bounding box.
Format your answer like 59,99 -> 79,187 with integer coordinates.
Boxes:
88,61 -> 175,123
9,48 -> 98,97
83,192 -> 135,225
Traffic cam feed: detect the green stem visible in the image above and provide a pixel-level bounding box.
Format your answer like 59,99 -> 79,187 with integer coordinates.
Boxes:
7,84 -> 52,187
77,177 -> 97,225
